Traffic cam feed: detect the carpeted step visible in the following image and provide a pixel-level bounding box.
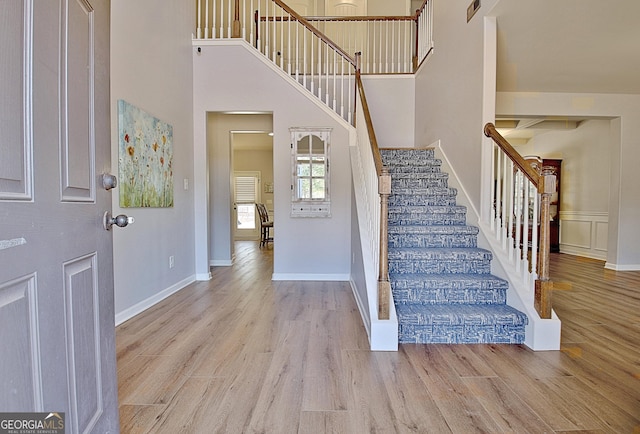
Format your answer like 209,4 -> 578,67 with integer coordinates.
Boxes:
388,247 -> 493,274
396,304 -> 527,344
391,172 -> 450,189
390,273 -> 508,305
389,190 -> 458,207
388,225 -> 478,248
385,163 -> 442,175
388,205 -> 467,226
381,148 -> 435,162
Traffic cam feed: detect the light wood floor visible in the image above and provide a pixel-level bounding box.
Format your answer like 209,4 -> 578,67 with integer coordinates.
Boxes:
116,242 -> 640,433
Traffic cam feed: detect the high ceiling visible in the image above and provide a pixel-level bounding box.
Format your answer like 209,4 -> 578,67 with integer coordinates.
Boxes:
491,0 -> 640,95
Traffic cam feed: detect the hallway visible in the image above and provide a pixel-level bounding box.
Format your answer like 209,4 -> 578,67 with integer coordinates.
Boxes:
116,242 -> 640,433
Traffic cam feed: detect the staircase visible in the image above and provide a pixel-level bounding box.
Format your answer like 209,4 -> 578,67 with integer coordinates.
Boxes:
381,148 -> 528,344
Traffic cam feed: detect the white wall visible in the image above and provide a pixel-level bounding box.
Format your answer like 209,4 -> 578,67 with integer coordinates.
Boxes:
110,0 -> 196,321
414,0 -> 499,213
361,75 -> 415,148
497,92 -> 640,270
193,41 -> 353,280
513,120 -> 612,260
367,0 -> 411,15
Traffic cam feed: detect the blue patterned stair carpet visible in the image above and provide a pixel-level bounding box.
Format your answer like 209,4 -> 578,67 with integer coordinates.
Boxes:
381,148 -> 528,344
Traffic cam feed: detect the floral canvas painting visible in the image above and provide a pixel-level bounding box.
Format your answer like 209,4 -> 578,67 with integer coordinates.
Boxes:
118,100 -> 174,207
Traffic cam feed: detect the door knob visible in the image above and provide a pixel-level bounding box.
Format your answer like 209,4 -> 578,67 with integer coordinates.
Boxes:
103,211 -> 135,230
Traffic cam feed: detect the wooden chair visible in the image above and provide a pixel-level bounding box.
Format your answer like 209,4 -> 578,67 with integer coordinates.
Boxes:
256,203 -> 273,247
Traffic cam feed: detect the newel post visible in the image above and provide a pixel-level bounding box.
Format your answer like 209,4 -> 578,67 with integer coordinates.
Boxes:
232,0 -> 241,38
535,169 -> 556,319
378,168 -> 391,320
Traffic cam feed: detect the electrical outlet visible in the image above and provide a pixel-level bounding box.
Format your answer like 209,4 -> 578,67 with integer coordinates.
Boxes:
169,256 -> 175,268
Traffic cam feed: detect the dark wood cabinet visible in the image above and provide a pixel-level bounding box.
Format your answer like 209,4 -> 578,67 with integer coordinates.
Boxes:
543,159 -> 561,252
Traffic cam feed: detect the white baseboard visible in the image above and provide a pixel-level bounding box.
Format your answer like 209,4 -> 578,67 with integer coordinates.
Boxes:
210,260 -> 232,266
349,279 -> 371,344
271,273 -> 350,281
604,262 -> 640,271
115,275 -> 196,326
196,272 -> 212,281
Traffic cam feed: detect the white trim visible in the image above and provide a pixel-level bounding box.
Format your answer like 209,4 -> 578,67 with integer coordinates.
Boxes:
349,279 -> 371,341
604,262 -> 640,271
196,272 -> 212,281
271,273 -> 349,281
210,260 -> 232,266
114,275 -> 196,326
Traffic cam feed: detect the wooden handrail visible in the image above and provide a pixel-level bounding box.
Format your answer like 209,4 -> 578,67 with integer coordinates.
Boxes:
484,122 -> 554,319
303,15 -> 415,22
355,72 -> 384,176
261,0 -> 357,67
484,123 -> 540,188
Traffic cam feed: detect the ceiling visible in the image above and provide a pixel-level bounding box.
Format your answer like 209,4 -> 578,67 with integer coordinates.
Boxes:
491,0 -> 640,95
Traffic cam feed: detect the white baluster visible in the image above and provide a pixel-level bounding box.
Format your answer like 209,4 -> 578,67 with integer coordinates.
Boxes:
514,171 -> 523,271
310,30 -> 315,95
325,41 -> 330,105
256,0 -> 260,52
492,149 -> 498,234
272,0 -> 276,62
531,188 -> 539,280
385,20 -> 389,73
279,7 -> 284,69
340,58 -> 344,118
227,0 -> 231,38
501,148 -> 508,247
287,13 -> 291,75
507,159 -> 515,259
242,0 -> 246,40
219,0 -> 224,37
348,66 -> 352,124
303,30 -> 306,88
317,37 -> 322,99
295,20 -> 299,82
211,0 -> 216,38
522,181 -> 530,280
245,0 -> 255,45
197,0 -> 202,38
332,50 -> 337,111
265,0 -> 269,59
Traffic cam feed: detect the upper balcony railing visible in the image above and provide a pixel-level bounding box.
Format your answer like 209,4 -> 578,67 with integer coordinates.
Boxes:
196,0 -> 358,124
295,2 -> 433,75
196,0 -> 433,75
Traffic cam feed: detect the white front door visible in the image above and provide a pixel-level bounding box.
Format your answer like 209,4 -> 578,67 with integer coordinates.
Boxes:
0,0 -> 119,432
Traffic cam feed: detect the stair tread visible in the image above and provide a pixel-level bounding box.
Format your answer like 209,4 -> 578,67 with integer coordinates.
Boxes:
389,273 -> 508,286
388,247 -> 492,259
388,225 -> 478,234
388,205 -> 467,213
395,303 -> 528,325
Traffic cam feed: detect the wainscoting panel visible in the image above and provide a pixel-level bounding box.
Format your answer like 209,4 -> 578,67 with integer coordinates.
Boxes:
559,211 -> 608,260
